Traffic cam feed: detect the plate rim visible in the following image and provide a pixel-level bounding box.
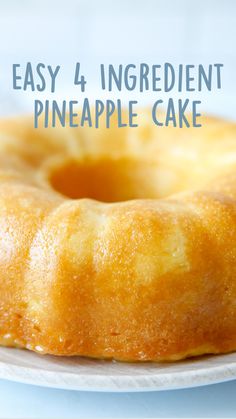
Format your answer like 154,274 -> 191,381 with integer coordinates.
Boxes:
0,351 -> 236,392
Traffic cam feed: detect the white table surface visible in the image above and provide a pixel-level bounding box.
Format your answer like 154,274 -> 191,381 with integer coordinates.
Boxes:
1,378 -> 236,418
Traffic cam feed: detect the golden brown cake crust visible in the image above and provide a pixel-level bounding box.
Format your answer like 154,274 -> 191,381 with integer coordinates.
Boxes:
0,112 -> 236,361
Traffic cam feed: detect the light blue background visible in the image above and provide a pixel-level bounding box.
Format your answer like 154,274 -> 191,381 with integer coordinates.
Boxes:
0,0 -> 236,120
1,378 -> 236,418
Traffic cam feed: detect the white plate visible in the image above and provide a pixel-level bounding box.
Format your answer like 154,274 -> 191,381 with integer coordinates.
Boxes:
0,348 -> 236,392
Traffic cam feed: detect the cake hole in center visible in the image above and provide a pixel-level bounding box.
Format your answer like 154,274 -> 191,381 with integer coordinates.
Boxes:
49,158 -> 179,202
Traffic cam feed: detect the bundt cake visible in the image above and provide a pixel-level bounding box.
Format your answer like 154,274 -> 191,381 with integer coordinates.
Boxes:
0,111 -> 236,361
